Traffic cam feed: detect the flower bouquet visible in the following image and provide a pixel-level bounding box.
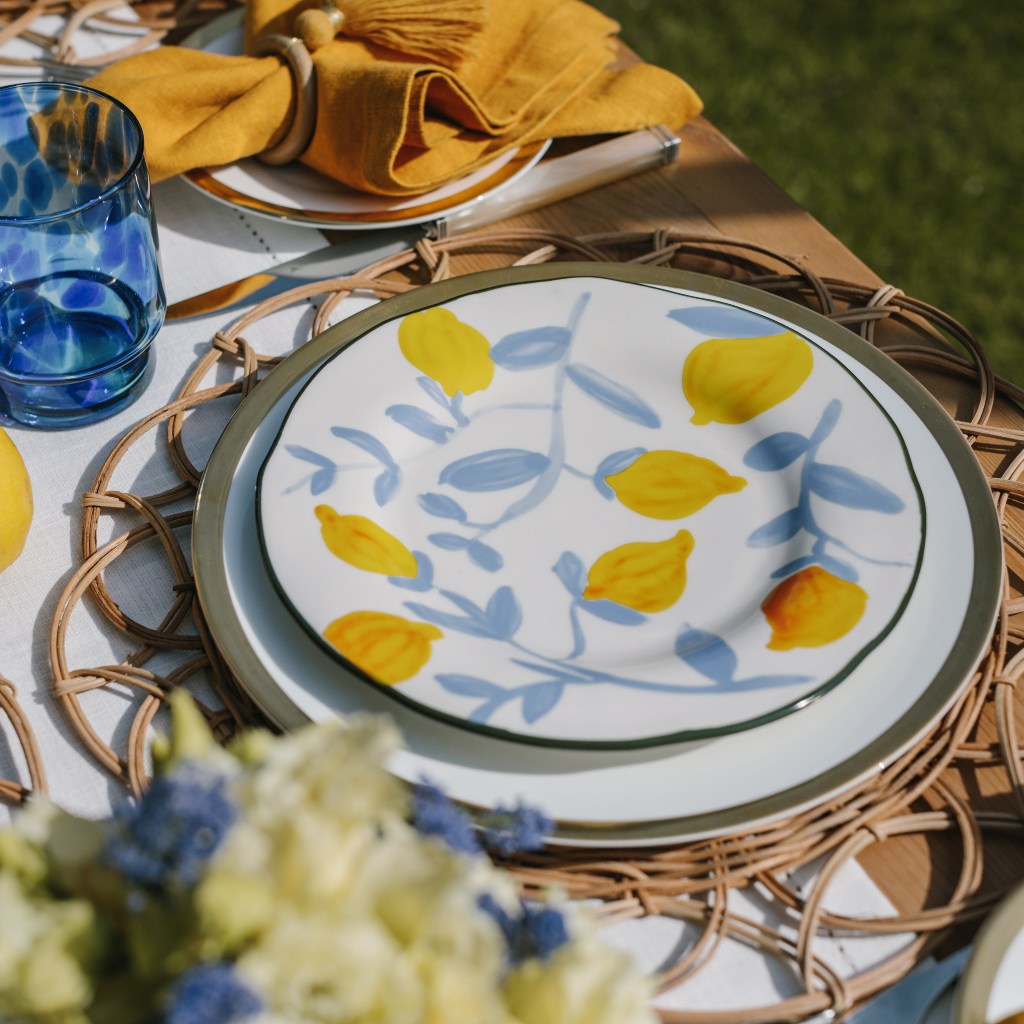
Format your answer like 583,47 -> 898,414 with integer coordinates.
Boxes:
0,693 -> 654,1024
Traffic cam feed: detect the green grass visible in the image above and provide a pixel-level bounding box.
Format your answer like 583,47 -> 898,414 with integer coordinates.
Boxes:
589,0 -> 1024,384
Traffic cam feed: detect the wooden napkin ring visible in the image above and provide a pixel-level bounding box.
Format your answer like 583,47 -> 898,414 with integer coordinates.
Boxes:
254,34 -> 317,165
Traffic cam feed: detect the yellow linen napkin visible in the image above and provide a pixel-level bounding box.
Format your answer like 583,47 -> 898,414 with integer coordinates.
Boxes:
90,0 -> 702,194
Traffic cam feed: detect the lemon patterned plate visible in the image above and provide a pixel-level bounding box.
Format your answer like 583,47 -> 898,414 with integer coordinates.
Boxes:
256,275 -> 931,748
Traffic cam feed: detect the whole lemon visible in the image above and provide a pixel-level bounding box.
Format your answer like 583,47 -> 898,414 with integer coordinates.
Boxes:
606,450 -> 746,520
683,332 -> 813,425
0,426 -> 32,574
761,565 -> 867,650
583,530 -> 694,613
315,506 -> 417,577
398,306 -> 494,397
323,610 -> 443,684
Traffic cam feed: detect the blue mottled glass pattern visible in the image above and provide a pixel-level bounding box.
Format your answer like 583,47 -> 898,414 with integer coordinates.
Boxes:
0,83 -> 164,427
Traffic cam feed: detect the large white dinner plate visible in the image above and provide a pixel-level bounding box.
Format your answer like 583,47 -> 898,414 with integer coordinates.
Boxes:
256,276 -> 925,748
193,264 -> 1001,845
179,11 -> 550,230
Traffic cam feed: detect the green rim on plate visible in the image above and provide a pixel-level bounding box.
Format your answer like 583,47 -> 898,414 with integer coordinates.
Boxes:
193,263 -> 1001,841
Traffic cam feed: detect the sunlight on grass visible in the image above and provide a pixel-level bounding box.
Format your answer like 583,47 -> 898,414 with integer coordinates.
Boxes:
592,0 -> 1024,383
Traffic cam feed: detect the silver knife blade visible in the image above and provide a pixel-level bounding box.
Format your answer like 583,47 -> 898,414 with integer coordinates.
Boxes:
165,223 -> 429,322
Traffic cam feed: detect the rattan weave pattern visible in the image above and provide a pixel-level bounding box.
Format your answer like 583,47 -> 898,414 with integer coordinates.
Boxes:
2,229 -> 1023,1022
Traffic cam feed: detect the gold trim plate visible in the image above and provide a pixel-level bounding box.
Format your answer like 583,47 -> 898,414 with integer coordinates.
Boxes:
182,141 -> 551,228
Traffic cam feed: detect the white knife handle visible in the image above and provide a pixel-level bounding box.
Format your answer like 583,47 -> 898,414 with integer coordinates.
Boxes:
436,125 -> 680,237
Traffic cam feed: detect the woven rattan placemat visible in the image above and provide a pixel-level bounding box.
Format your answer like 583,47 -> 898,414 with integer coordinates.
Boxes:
4,230 -> 1023,1023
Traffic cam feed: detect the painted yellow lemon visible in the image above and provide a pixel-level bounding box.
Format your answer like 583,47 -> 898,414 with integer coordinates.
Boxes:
683,332 -> 813,425
583,530 -> 694,613
323,611 -> 443,684
0,426 -> 32,574
761,565 -> 867,650
606,450 -> 746,520
398,306 -> 494,397
315,507 -> 417,577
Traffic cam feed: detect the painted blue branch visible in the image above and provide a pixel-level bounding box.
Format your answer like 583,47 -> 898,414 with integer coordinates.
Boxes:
745,400 -> 911,580
470,293 -> 591,536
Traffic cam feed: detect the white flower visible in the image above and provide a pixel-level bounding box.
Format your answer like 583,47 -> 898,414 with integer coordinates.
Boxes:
503,922 -> 657,1024
233,716 -> 407,829
237,909 -> 419,1024
0,870 -> 104,1017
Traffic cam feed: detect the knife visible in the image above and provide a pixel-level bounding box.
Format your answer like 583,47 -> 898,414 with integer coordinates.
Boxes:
165,125 -> 680,322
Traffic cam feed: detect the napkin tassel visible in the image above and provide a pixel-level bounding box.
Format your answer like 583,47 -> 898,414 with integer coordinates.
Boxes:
295,0 -> 488,64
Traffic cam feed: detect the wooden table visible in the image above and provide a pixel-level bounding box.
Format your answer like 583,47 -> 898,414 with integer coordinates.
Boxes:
327,110 -> 1024,947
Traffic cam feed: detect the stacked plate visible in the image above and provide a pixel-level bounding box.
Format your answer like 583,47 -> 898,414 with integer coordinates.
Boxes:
192,264 -> 1002,846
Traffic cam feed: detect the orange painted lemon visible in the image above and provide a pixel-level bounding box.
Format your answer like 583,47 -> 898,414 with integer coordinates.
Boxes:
605,450 -> 746,520
583,530 -> 695,613
683,332 -> 813,425
761,565 -> 867,650
0,426 -> 32,575
398,306 -> 494,397
323,611 -> 443,684
315,507 -> 417,577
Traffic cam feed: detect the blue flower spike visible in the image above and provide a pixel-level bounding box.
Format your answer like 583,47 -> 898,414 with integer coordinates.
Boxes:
104,761 -> 236,890
477,893 -> 570,963
165,963 -> 262,1024
478,802 -> 553,855
411,780 -> 481,855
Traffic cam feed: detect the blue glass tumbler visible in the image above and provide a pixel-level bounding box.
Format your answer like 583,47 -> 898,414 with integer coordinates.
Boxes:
0,83 -> 165,427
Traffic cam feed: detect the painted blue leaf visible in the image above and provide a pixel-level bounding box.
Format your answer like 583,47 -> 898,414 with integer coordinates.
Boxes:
816,554 -> 859,583
521,682 -> 564,724
809,399 -> 842,447
385,404 -> 454,443
747,507 -> 803,548
467,541 -> 503,572
490,326 -> 571,370
808,463 -> 905,513
417,375 -> 450,411
449,392 -> 469,427
439,449 -> 551,492
374,466 -> 401,506
675,627 -> 737,685
428,532 -> 471,550
486,586 -> 522,640
565,364 -> 661,428
404,602 -> 497,639
743,432 -> 810,471
418,492 -> 468,521
552,551 -> 586,597
439,590 -> 491,623
285,444 -> 334,469
593,447 -> 646,499
568,603 -> 586,658
437,674 -> 502,698
770,556 -> 820,579
578,598 -> 646,625
389,551 -> 434,592
667,306 -> 786,338
310,467 -> 336,495
330,427 -> 396,468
